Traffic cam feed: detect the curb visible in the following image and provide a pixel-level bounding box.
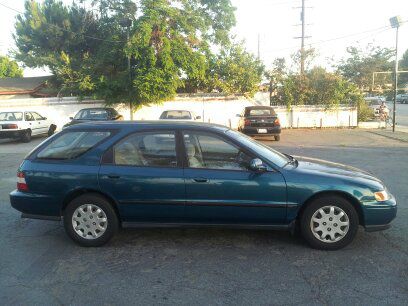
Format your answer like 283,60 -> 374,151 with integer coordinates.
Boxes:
368,131 -> 408,143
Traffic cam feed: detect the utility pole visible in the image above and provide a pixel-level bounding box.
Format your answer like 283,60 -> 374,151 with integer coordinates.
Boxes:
120,18 -> 133,120
294,0 -> 311,76
257,33 -> 260,59
300,0 -> 305,76
127,27 -> 132,120
390,16 -> 402,133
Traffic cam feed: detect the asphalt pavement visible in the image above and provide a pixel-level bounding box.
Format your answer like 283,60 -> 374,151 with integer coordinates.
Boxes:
0,130 -> 407,305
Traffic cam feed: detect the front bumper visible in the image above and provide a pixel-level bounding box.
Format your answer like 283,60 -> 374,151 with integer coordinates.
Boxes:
10,189 -> 61,218
363,195 -> 397,232
242,126 -> 281,136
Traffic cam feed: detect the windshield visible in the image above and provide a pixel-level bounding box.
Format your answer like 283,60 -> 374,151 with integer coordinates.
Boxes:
160,110 -> 192,120
226,130 -> 290,167
74,109 -> 109,120
0,112 -> 23,121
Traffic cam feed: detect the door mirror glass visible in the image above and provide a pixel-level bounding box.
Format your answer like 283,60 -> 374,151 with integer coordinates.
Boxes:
195,115 -> 201,120
249,158 -> 267,172
69,116 -> 73,120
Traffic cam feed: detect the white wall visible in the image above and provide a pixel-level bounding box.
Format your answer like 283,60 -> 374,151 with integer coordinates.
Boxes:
0,95 -> 357,131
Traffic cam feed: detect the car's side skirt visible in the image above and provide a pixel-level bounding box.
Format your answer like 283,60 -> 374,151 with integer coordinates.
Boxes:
121,221 -> 295,231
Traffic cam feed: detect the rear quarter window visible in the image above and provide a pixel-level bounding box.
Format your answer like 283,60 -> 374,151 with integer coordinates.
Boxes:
37,131 -> 111,160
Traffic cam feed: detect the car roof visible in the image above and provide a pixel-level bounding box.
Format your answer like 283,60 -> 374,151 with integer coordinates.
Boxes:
66,120 -> 229,132
245,106 -> 275,110
77,107 -> 114,111
161,110 -> 192,112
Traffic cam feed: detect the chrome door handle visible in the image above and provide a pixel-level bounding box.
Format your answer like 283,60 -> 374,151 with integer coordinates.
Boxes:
193,177 -> 208,183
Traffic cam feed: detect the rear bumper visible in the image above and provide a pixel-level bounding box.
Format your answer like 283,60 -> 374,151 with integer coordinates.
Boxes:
241,126 -> 281,136
10,190 -> 61,218
0,130 -> 22,139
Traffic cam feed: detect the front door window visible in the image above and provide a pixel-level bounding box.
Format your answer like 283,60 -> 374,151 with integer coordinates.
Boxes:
183,132 -> 252,171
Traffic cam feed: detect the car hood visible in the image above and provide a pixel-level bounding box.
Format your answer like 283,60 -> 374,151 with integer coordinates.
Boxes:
293,156 -> 382,183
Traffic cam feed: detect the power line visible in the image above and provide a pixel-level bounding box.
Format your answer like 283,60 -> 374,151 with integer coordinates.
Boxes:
0,1 -> 125,44
263,24 -> 394,54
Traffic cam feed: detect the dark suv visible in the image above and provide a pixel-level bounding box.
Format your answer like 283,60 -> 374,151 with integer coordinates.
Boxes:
237,106 -> 281,141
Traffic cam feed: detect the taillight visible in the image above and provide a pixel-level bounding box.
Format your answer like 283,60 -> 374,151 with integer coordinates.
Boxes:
17,171 -> 28,191
4,124 -> 18,129
244,119 -> 251,126
274,118 -> 280,126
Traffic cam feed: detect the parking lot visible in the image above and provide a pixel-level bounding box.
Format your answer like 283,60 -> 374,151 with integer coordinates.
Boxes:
0,129 -> 407,305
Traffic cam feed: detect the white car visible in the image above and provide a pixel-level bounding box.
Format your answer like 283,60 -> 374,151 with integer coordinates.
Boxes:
159,110 -> 201,121
0,111 -> 56,142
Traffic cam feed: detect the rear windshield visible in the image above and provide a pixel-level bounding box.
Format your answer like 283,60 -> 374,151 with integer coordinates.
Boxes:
74,109 -> 109,120
160,110 -> 192,119
247,108 -> 276,116
37,131 -> 111,160
0,112 -> 23,121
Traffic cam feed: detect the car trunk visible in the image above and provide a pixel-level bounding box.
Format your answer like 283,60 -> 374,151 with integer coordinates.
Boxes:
246,115 -> 278,127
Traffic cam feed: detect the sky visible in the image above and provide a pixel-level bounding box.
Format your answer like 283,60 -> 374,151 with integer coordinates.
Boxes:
0,0 -> 407,76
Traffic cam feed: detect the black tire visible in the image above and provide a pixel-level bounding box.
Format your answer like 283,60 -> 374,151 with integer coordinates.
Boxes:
20,129 -> 31,143
47,124 -> 57,137
274,135 -> 281,141
300,195 -> 359,250
63,193 -> 119,247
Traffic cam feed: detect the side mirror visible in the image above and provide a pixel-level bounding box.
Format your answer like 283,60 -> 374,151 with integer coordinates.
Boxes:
195,116 -> 202,120
236,114 -> 242,117
69,117 -> 73,120
249,158 -> 267,172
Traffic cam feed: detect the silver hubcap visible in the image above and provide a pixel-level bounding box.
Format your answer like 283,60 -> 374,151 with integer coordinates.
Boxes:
72,204 -> 108,240
310,206 -> 349,243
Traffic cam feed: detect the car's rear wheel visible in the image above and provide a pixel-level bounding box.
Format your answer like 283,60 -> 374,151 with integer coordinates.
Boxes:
20,129 -> 31,143
63,193 -> 119,247
300,195 -> 358,250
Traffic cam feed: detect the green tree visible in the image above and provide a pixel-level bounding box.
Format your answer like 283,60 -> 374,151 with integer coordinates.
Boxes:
0,56 -> 23,78
399,49 -> 408,90
14,0 -> 240,105
337,44 -> 394,92
265,57 -> 286,105
209,43 -> 264,97
273,67 -> 364,110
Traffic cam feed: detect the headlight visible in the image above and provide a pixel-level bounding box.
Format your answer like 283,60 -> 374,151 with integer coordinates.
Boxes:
374,190 -> 389,202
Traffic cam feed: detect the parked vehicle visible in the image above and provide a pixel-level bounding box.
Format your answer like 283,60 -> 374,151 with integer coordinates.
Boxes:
365,96 -> 386,103
396,94 -> 408,104
0,111 -> 56,142
237,106 -> 281,141
10,121 -> 396,250
159,110 -> 201,121
63,107 -> 123,129
365,99 -> 388,118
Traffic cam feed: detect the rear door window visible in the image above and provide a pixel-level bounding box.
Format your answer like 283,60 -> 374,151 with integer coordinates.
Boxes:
37,131 -> 111,159
114,132 -> 177,167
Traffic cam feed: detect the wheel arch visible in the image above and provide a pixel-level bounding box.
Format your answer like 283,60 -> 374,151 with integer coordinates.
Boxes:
61,188 -> 121,219
297,190 -> 365,226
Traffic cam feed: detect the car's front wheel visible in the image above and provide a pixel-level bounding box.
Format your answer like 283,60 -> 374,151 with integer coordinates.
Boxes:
63,193 -> 119,247
300,195 -> 358,250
